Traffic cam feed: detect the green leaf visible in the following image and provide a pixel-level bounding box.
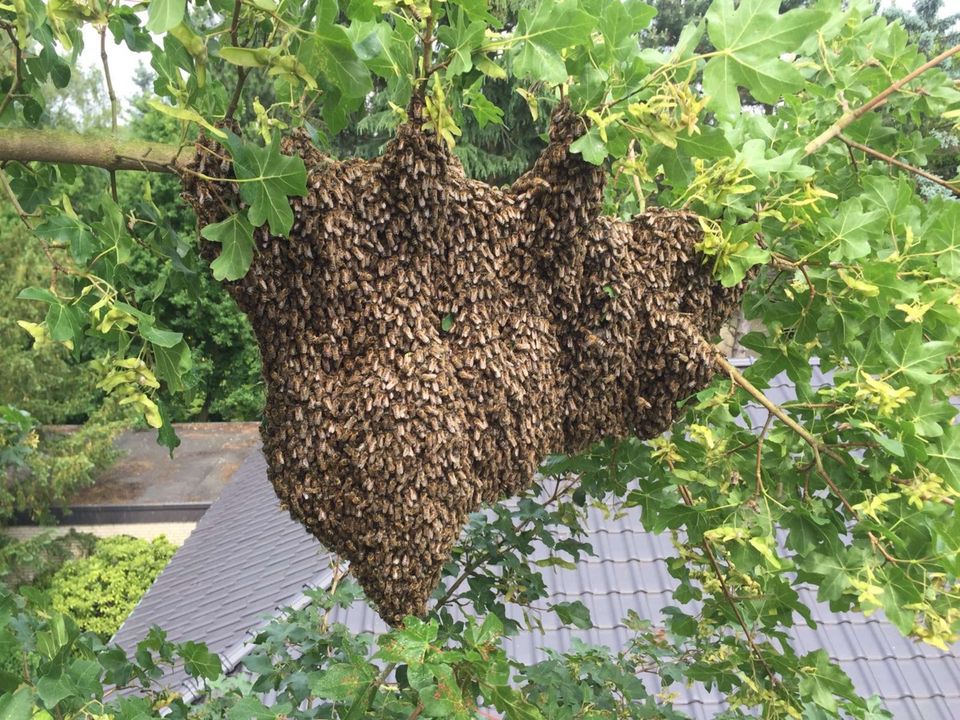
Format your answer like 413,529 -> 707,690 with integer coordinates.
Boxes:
224,134 -> 308,237
797,651 -> 856,713
218,46 -> 276,67
36,676 -> 72,708
703,0 -> 826,116
462,80 -> 504,128
676,126 -> 734,159
551,600 -> 593,629
202,213 -> 256,281
570,127 -> 607,165
437,16 -> 486,77
35,216 -> 96,265
881,325 -> 953,386
926,201 -> 960,279
146,98 -> 226,139
308,24 -> 373,99
802,552 -> 853,603
139,321 -> 183,348
511,0 -> 595,84
146,0 -> 186,33
153,340 -> 192,393
157,401 -> 181,458
93,194 -> 133,265
17,287 -> 58,304
482,683 -> 545,720
178,641 -> 221,680
376,618 -> 438,663
929,426 -> 960,490
45,303 -> 82,343
0,687 -> 34,720
310,663 -> 377,701
598,0 -> 656,53
822,199 -> 885,261
226,697 -> 276,720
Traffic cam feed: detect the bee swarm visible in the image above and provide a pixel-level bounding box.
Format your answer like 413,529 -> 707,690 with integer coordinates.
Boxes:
182,103 -> 742,626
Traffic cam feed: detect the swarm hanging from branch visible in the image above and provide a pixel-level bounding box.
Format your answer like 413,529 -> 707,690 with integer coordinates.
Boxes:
182,102 -> 743,626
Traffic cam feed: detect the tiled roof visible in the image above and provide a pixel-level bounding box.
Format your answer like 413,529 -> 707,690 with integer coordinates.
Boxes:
112,362 -> 960,717
110,450 -> 337,699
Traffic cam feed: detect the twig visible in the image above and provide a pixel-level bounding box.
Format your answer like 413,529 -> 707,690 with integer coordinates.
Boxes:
677,485 -> 780,688
432,476 -> 579,609
804,43 -> 960,156
2,166 -> 63,287
840,134 -> 960,196
715,355 -> 906,567
224,0 -> 248,122
845,142 -> 860,174
755,412 -> 773,495
0,166 -> 33,224
715,356 -> 845,467
627,141 -> 645,213
99,25 -> 119,201
420,10 -> 435,80
0,22 -> 23,118
406,702 -> 424,720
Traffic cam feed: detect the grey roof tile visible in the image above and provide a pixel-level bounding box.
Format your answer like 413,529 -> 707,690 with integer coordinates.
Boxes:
111,449 -> 336,696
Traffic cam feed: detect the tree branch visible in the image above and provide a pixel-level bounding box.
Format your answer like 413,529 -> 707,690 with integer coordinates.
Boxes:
0,129 -> 188,173
840,134 -> 960,197
804,42 -> 960,156
99,25 -> 120,200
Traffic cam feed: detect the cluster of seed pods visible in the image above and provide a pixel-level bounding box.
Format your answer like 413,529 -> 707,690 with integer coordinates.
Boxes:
182,102 -> 743,625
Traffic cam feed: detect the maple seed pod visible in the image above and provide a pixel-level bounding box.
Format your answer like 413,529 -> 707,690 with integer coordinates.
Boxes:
180,101 -> 744,627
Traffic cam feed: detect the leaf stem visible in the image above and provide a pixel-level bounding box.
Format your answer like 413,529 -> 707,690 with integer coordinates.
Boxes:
804,43 -> 960,156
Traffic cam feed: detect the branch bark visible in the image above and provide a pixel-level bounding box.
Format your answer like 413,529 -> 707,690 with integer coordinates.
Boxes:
0,129 -> 187,173
840,134 -> 960,196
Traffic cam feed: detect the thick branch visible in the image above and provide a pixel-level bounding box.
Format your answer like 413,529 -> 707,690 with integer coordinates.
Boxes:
804,43 -> 960,156
0,129 -> 187,173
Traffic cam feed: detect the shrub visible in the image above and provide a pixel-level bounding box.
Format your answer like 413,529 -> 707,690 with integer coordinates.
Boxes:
0,530 -> 98,591
48,535 -> 176,639
0,403 -> 130,525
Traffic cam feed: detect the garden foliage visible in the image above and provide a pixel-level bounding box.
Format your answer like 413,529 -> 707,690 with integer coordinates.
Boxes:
46,535 -> 176,639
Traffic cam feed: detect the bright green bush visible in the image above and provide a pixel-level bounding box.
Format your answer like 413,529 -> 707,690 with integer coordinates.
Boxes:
47,535 -> 176,639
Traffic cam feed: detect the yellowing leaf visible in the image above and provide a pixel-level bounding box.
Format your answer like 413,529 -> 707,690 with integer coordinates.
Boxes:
146,98 -> 226,139
838,269 -> 879,297
895,301 -> 934,323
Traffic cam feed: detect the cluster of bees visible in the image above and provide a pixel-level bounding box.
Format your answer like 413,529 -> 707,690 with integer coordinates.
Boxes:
182,103 -> 743,626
